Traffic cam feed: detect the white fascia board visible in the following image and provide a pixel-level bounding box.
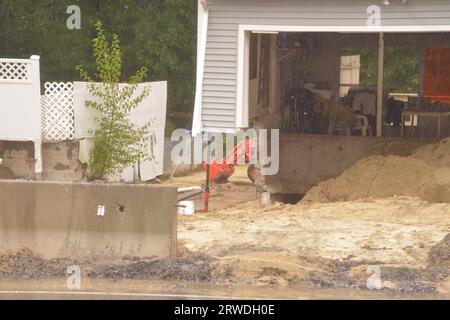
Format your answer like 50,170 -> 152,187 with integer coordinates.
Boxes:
240,25 -> 450,33
192,0 -> 209,137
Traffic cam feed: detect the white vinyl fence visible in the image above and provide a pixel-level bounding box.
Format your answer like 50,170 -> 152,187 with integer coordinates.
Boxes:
73,81 -> 167,181
1,55 -> 167,181
0,56 -> 42,177
40,80 -> 167,181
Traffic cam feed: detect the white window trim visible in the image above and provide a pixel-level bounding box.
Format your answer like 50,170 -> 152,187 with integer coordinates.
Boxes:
236,24 -> 450,129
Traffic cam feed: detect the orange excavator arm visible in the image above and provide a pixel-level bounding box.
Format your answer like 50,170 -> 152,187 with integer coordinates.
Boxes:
204,138 -> 257,183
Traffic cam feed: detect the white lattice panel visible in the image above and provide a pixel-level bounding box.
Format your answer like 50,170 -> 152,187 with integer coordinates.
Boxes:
41,82 -> 75,143
0,61 -> 29,81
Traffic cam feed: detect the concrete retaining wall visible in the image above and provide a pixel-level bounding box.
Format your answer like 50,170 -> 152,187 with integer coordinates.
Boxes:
0,181 -> 177,260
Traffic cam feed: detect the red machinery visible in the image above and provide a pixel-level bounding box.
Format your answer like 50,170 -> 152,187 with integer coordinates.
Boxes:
203,137 -> 257,184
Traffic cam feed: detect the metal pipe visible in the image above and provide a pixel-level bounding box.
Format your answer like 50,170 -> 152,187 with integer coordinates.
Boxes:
178,187 -> 202,193
204,134 -> 211,213
178,190 -> 203,202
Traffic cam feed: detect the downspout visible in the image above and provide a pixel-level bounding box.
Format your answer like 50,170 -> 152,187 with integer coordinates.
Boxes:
192,0 -> 209,137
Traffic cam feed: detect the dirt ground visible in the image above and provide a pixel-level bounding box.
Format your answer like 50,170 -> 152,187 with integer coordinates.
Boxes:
179,197 -> 449,293
169,165 -> 449,294
165,166 -> 257,212
168,163 -> 449,294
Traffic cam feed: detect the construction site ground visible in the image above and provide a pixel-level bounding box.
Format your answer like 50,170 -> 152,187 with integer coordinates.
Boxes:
175,167 -> 449,296
0,165 -> 448,299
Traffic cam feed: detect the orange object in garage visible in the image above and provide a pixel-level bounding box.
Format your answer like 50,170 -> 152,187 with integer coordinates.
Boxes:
424,48 -> 450,104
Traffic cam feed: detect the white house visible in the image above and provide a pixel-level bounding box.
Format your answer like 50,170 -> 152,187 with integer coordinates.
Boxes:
193,0 -> 450,199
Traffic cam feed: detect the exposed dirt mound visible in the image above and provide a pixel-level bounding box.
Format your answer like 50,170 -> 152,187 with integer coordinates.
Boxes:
413,138 -> 450,167
303,139 -> 450,203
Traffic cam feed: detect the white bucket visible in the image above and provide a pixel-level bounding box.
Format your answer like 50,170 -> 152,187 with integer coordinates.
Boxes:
178,201 -> 196,216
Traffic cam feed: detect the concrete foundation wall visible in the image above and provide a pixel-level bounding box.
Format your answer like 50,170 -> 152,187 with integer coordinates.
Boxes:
0,181 -> 177,260
0,141 -> 86,181
264,134 -> 431,195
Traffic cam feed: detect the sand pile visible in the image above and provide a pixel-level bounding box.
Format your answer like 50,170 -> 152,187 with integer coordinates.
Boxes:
413,138 -> 450,167
303,138 -> 450,203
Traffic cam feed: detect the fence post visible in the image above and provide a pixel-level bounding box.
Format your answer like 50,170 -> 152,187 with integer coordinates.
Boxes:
30,55 -> 43,180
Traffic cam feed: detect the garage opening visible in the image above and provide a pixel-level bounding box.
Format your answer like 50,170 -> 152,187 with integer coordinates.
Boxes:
247,32 -> 450,140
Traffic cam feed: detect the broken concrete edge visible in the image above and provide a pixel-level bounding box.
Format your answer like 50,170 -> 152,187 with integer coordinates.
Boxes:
0,141 -> 85,181
0,180 -> 178,261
